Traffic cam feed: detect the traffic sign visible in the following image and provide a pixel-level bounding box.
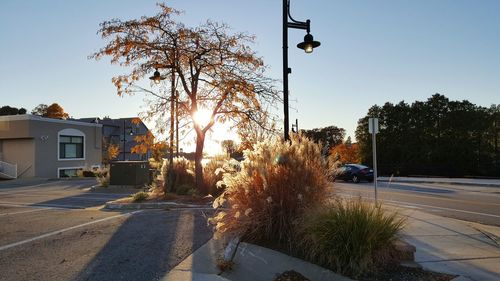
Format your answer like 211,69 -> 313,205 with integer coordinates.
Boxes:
368,118 -> 379,134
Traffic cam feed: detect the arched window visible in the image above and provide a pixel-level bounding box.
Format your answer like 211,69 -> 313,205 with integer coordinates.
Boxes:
58,129 -> 85,160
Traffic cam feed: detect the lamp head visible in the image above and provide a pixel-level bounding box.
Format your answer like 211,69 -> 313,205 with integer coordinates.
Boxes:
297,33 -> 321,53
149,68 -> 163,84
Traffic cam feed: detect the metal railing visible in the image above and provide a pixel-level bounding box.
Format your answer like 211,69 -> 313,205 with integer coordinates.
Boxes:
0,160 -> 17,179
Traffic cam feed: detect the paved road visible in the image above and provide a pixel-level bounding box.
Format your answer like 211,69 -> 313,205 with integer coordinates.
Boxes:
0,179 -> 214,281
333,180 -> 500,226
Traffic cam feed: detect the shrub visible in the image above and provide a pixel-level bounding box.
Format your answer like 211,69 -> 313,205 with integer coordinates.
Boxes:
162,157 -> 195,193
95,167 -> 110,187
296,199 -> 405,278
82,170 -> 95,177
132,191 -> 149,202
209,134 -> 331,249
175,184 -> 198,196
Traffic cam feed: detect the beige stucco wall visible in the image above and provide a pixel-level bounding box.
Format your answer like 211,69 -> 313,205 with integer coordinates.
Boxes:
29,120 -> 102,178
0,115 -> 102,178
2,139 -> 35,178
0,119 -> 29,139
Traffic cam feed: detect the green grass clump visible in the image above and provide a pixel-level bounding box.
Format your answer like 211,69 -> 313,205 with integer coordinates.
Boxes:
297,199 -> 405,278
132,191 -> 149,202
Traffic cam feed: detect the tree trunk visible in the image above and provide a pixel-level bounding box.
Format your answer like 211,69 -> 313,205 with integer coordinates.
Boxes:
195,131 -> 207,195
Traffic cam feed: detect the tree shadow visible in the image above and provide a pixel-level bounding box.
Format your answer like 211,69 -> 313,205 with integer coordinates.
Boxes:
73,209 -> 213,281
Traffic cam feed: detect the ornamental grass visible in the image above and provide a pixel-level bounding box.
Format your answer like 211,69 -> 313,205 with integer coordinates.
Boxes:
209,134 -> 331,250
296,198 -> 406,278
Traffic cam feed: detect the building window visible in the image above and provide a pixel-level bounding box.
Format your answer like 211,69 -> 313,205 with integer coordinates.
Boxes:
59,135 -> 83,159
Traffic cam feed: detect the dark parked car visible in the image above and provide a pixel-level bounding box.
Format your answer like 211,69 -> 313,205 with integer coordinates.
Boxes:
335,164 -> 374,183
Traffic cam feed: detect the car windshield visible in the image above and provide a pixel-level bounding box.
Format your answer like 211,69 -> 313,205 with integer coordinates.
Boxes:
349,164 -> 369,170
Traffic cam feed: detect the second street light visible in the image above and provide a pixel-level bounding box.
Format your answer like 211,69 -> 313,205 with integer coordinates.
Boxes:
283,0 -> 321,141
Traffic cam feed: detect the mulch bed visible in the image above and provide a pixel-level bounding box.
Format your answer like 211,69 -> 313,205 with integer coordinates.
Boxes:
274,266 -> 456,281
111,191 -> 214,205
360,265 -> 456,281
275,270 -> 310,281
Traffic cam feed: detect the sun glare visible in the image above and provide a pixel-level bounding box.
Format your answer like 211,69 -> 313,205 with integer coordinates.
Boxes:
193,109 -> 212,126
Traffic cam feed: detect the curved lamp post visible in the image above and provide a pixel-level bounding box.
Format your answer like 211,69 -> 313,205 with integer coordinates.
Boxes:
283,0 -> 321,141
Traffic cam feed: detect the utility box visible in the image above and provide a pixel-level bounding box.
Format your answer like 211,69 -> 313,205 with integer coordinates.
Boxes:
110,161 -> 150,186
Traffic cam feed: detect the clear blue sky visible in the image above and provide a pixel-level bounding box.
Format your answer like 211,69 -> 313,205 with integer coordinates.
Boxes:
1,0 -> 499,142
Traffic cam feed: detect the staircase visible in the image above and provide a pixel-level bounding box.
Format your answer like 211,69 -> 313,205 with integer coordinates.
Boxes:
0,161 -> 17,179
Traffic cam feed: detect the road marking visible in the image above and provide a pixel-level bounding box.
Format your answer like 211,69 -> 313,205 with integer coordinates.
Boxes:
0,208 -> 52,216
0,202 -> 59,209
335,185 -> 500,207
0,210 -> 142,252
0,201 -> 87,209
335,192 -> 500,219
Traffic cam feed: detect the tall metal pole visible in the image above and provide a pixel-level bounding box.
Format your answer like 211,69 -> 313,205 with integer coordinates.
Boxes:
122,119 -> 126,161
371,118 -> 378,204
283,0 -> 290,141
167,49 -> 175,192
175,90 -> 179,157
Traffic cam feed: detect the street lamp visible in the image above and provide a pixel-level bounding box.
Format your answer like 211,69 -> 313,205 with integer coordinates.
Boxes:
149,68 -> 163,84
150,52 -> 177,191
283,0 -> 321,141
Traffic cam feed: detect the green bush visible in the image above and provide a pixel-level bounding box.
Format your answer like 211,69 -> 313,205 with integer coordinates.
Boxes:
132,191 -> 149,202
296,199 -> 405,278
209,134 -> 331,249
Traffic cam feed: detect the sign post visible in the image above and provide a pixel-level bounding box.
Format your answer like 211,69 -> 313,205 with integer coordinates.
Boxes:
368,118 -> 379,204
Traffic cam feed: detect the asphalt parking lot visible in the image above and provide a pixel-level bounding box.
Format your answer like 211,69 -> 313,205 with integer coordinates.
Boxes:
0,179 -> 214,281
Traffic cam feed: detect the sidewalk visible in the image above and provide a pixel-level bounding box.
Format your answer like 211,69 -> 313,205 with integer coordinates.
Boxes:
162,206 -> 500,281
378,176 -> 500,188
399,209 -> 500,281
162,238 -> 352,281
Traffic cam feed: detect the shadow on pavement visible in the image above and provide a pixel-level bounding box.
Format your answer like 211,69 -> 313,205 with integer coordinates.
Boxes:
73,209 -> 213,281
385,183 -> 455,194
402,214 -> 500,280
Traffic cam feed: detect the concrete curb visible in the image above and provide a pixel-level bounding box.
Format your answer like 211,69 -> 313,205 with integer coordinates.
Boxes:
104,201 -> 212,210
377,178 -> 500,188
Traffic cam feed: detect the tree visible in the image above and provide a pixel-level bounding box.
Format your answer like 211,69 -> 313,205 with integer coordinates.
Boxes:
31,103 -> 69,119
0,106 -> 26,116
356,94 -> 500,177
131,131 -> 168,162
91,4 -> 278,194
45,103 -> 69,119
104,143 -> 120,164
301,125 -> 345,155
221,140 -> 237,156
31,104 -> 48,116
330,137 -> 360,164
237,111 -> 278,151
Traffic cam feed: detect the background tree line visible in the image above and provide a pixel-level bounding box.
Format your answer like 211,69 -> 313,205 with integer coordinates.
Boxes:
356,94 -> 500,177
0,103 -> 69,119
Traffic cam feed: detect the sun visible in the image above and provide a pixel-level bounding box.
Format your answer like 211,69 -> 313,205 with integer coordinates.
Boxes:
193,108 -> 212,126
